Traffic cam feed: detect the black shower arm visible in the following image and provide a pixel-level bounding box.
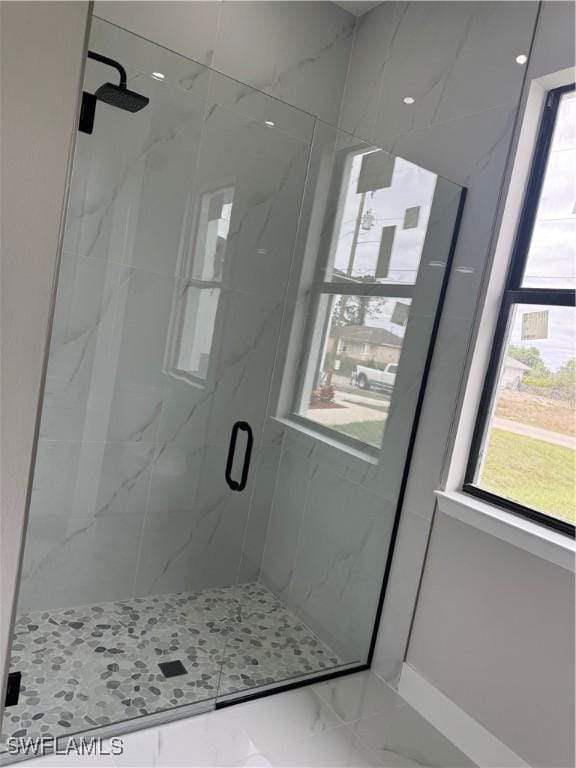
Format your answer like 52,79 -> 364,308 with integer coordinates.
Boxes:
87,51 -> 127,88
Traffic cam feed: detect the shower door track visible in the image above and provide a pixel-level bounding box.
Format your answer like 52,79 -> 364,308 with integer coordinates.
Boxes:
0,665 -> 367,766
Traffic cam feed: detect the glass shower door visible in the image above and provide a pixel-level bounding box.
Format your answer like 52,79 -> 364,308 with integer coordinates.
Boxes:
217,121 -> 466,703
1,19 -> 314,754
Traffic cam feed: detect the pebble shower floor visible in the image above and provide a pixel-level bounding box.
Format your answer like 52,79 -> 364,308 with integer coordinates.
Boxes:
0,583 -> 342,750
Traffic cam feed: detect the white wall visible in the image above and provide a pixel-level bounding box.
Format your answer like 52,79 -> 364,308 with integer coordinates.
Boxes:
336,2 -> 574,766
0,0 -> 90,722
408,514 -> 575,768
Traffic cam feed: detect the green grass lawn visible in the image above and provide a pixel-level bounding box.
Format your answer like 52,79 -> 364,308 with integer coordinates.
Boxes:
481,428 -> 575,523
331,420 -> 386,447
332,422 -> 575,524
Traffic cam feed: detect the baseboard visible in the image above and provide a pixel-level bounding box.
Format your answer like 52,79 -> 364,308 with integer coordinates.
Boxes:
397,663 -> 530,768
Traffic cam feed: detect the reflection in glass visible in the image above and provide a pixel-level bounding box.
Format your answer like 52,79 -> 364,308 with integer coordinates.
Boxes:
175,286 -> 220,380
476,304 -> 576,523
191,187 -> 234,282
169,187 -> 234,384
299,295 -> 410,448
522,90 -> 576,288
325,149 -> 437,284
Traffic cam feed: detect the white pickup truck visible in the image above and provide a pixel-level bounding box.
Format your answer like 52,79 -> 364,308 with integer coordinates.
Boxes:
353,362 -> 397,391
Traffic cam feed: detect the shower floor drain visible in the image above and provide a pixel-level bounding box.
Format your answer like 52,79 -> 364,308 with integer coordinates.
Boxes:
0,583 -> 342,750
158,660 -> 187,678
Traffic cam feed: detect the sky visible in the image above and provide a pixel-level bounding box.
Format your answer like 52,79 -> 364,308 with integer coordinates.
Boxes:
509,305 -> 574,373
511,90 -> 575,372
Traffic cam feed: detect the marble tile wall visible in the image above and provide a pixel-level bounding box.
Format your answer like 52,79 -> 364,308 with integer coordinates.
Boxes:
18,0 -> 360,622
339,0 -> 540,507
258,0 -> 543,676
332,0 -> 542,684
260,437 -> 397,663
259,124 -> 463,662
94,1 -> 356,126
16,1 -> 543,681
16,13 -> 326,614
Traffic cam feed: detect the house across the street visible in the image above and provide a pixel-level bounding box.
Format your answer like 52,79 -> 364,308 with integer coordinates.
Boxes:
328,325 -> 403,366
500,355 -> 532,389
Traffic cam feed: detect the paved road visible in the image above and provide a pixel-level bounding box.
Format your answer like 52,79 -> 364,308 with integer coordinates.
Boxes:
493,417 -> 576,450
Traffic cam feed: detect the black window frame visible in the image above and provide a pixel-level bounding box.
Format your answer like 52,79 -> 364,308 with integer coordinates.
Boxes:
464,82 -> 576,538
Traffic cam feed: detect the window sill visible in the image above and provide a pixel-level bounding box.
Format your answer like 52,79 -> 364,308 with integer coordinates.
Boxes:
273,416 -> 379,466
435,490 -> 575,571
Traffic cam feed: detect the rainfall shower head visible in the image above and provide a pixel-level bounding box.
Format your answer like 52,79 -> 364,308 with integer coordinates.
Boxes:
79,50 -> 149,134
94,82 -> 149,113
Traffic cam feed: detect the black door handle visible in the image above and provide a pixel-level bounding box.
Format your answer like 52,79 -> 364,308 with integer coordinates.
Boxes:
225,421 -> 253,492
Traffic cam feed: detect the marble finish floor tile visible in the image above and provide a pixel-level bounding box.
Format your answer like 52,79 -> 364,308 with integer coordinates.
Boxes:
236,726 -> 384,767
228,687 -> 341,754
3,671 -> 477,768
350,708 -> 476,767
0,584 -> 341,753
313,670 -> 407,723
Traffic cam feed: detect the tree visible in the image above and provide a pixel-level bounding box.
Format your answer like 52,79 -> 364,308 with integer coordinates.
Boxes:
331,284 -> 404,330
332,295 -> 370,328
553,357 -> 576,388
508,345 -> 550,377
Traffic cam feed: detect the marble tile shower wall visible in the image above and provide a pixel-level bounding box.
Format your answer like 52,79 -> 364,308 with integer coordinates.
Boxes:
17,4 -> 355,614
259,1 -> 541,669
18,2 -> 541,671
335,1 -> 541,680
94,1 -> 356,127
337,0 -> 539,508
258,163 -> 463,663
260,437 -> 397,663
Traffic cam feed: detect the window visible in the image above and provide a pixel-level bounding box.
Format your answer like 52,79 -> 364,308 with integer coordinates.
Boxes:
293,144 -> 437,451
465,85 -> 575,535
167,186 -> 234,385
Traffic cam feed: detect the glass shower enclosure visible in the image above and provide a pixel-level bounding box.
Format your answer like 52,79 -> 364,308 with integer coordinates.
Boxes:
1,17 -> 464,758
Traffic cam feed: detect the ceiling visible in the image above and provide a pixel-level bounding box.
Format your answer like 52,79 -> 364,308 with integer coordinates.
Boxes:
334,1 -> 381,16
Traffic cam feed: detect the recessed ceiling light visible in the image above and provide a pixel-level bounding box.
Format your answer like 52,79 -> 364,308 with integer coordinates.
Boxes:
515,54 -> 527,65
403,97 -> 415,105
151,72 -> 165,80
264,120 -> 275,127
